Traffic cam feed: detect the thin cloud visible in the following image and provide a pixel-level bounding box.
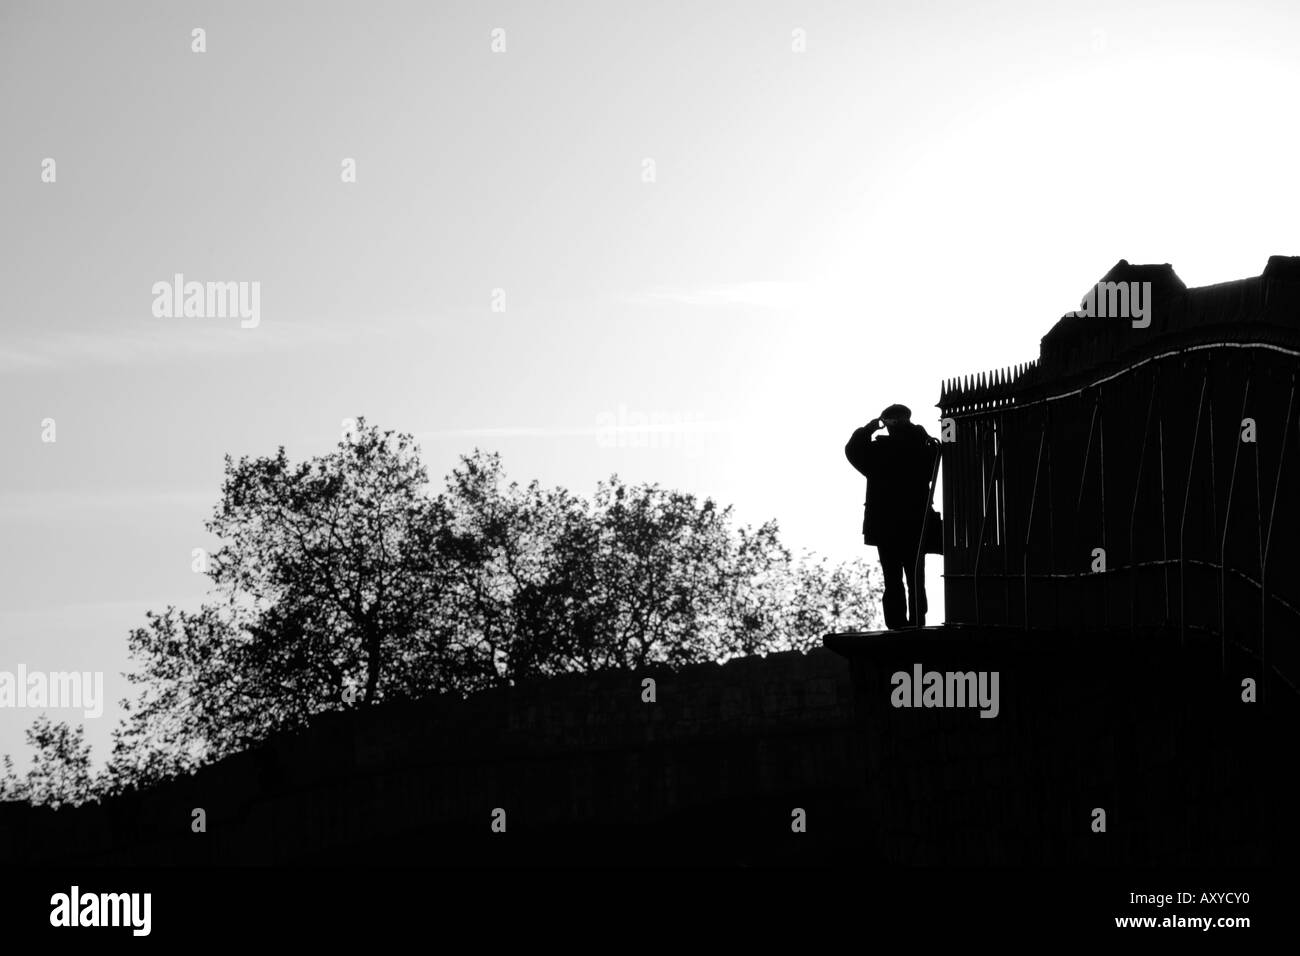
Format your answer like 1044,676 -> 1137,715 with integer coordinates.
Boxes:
0,489 -> 215,520
0,318 -> 381,372
415,420 -> 736,441
621,281 -> 812,311
0,595 -> 204,621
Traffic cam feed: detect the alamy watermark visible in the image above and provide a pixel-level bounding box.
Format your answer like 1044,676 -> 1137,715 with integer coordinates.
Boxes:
1067,280 -> 1151,328
50,886 -> 151,936
595,405 -> 716,450
151,273 -> 260,328
890,663 -> 1000,718
0,665 -> 104,718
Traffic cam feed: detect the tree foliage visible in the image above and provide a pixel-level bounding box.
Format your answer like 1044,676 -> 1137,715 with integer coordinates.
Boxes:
0,717 -> 95,809
2,419 -> 883,805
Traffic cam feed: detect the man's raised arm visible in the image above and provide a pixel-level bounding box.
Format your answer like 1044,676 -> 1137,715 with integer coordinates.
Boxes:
845,419 -> 881,478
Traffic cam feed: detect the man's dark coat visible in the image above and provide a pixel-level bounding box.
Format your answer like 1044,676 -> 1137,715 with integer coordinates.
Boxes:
844,422 -> 938,546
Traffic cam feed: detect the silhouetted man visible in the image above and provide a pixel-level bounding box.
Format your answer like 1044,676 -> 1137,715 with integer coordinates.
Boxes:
844,404 -> 938,629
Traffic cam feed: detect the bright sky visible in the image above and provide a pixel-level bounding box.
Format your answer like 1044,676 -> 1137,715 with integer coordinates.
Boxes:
3,0 -> 1300,769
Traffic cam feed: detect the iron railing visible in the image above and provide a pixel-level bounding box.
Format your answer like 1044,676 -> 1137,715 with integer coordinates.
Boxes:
936,315 -> 1300,704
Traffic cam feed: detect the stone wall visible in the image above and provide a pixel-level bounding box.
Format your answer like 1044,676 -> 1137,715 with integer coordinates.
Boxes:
826,626 -> 1298,866
7,630 -> 1287,867
0,649 -> 867,866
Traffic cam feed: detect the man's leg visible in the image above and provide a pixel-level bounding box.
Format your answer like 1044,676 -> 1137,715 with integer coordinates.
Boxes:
902,544 -> 927,627
877,543 -> 907,629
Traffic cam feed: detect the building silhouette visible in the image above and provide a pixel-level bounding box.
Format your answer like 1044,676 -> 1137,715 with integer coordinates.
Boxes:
827,256 -> 1300,865
938,255 -> 1300,704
